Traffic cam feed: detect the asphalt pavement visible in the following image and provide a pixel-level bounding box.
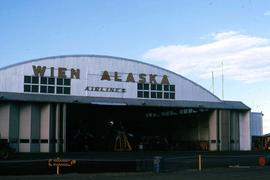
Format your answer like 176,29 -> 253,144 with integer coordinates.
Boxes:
1,167 -> 270,180
1,151 -> 270,175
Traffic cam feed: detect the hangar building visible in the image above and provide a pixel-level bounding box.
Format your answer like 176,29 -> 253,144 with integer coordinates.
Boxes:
0,55 -> 251,153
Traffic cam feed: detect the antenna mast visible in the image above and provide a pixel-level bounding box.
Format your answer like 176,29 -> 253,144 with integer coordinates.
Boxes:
221,61 -> 224,100
212,71 -> 214,94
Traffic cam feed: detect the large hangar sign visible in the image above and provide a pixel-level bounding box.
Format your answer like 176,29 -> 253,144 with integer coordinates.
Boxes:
100,70 -> 170,84
32,65 -> 80,79
85,70 -> 172,95
23,65 -> 175,99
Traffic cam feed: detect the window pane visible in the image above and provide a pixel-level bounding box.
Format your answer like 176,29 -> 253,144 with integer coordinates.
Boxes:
164,92 -> 169,99
137,91 -> 143,97
41,77 -> 47,84
64,87 -> 70,94
40,139 -> 48,143
9,139 -> 18,143
48,86 -> 55,93
32,85 -> 39,92
31,139 -> 39,144
151,92 -> 156,98
24,85 -> 31,92
24,76 -> 31,83
48,78 -> 55,85
40,86 -> 47,93
137,83 -> 143,90
170,85 -> 175,91
144,83 -> 149,90
64,79 -> 71,86
20,139 -> 29,143
57,78 -> 63,85
32,76 -> 39,84
151,84 -> 156,90
57,87 -> 63,94
170,93 -> 175,99
164,85 -> 169,91
157,84 -> 162,91
143,91 -> 149,98
157,92 -> 162,98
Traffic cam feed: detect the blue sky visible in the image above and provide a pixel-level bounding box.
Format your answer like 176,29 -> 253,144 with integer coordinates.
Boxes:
1,0 -> 270,132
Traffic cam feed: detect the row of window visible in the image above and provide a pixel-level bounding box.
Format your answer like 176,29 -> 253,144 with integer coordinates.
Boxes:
24,85 -> 70,94
137,83 -> 176,99
23,77 -> 176,99
24,76 -> 71,95
24,76 -> 70,86
138,83 -> 175,91
138,91 -> 175,99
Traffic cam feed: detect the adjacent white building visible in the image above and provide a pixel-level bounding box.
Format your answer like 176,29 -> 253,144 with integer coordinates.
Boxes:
250,112 -> 263,136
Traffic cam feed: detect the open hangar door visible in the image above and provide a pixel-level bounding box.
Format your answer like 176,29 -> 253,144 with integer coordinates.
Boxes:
66,103 -> 212,152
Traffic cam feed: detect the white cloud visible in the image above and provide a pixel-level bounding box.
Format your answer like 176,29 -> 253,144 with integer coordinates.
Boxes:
264,11 -> 270,16
142,31 -> 270,83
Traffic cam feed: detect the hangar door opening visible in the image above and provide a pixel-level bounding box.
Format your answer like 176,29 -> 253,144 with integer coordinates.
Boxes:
66,104 -> 212,152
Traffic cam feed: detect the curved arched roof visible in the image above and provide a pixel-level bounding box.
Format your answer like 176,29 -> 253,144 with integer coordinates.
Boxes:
0,54 -> 221,101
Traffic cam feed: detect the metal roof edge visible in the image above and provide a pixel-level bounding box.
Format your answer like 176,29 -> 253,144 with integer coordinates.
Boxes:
0,92 -> 249,110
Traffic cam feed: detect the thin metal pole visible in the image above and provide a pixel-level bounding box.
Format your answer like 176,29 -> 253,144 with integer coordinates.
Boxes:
212,71 -> 214,94
221,61 -> 224,100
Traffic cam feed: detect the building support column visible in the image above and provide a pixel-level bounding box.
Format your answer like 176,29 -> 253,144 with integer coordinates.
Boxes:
19,104 -> 31,152
217,110 -> 221,151
239,111 -> 251,150
209,110 -> 217,151
9,103 -> 20,151
62,104 -> 67,152
219,110 -> 231,151
230,111 -> 240,150
55,103 -> 67,153
30,104 -> 41,152
0,103 -> 10,141
40,104 -> 51,152
55,104 -> 61,153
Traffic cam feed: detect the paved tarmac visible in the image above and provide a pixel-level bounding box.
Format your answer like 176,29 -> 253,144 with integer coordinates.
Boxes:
1,151 -> 269,176
1,167 -> 270,180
